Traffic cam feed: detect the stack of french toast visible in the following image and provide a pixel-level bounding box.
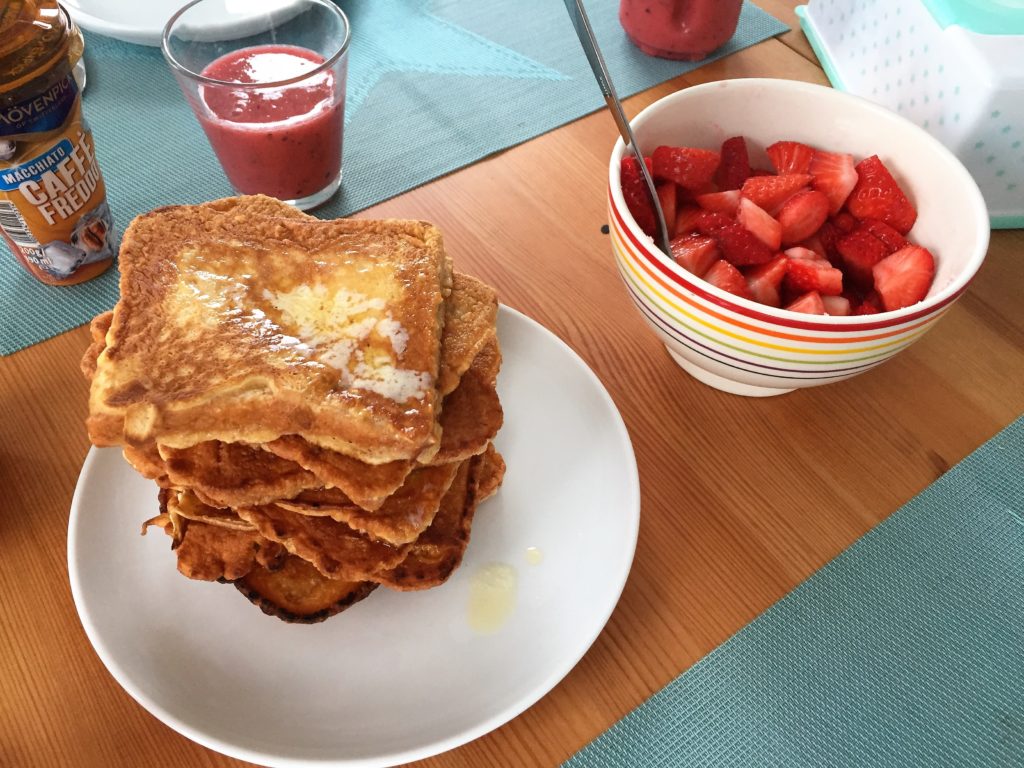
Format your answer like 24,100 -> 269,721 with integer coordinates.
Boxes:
81,195 -> 504,622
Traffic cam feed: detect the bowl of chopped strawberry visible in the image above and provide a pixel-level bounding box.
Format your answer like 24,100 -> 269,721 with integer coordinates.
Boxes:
608,78 -> 988,397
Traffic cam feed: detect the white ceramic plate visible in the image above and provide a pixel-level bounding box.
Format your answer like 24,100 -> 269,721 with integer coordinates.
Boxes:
63,0 -> 305,47
68,306 -> 640,768
63,0 -> 185,46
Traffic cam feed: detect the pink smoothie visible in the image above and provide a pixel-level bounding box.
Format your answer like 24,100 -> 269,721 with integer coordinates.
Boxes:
198,45 -> 344,200
619,0 -> 742,61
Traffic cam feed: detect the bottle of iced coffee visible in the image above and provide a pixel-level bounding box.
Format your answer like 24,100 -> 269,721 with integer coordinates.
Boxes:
0,0 -> 116,286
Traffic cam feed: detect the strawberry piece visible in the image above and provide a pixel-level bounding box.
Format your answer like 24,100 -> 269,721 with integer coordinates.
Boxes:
776,189 -> 830,246
621,156 -> 657,236
872,245 -> 936,311
652,146 -> 720,190
694,210 -> 734,233
744,253 -> 787,307
736,197 -> 782,250
695,189 -> 741,215
860,218 -> 909,253
740,173 -> 812,214
717,136 -> 751,190
809,150 -> 857,214
785,257 -> 844,296
785,291 -> 827,314
670,234 -> 720,278
800,234 -> 827,258
749,168 -> 774,177
832,212 -> 858,234
847,155 -> 917,234
675,204 -> 703,236
701,221 -> 774,266
704,260 -> 754,300
836,227 -> 890,290
816,220 -> 842,260
766,141 -> 815,175
784,246 -> 824,261
656,182 -> 678,238
854,292 -> 883,315
822,295 -> 852,316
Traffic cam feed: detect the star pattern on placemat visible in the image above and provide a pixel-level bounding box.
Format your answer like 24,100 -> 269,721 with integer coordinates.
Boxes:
339,0 -> 567,122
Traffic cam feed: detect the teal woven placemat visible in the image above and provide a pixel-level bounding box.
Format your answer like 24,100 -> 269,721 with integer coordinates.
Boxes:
566,416 -> 1024,767
0,1 -> 786,356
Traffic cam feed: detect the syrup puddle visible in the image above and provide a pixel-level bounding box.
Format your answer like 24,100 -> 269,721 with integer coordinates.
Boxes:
467,563 -> 517,634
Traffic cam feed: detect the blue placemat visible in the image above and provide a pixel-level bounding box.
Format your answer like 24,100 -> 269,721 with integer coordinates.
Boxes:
566,416 -> 1024,767
0,1 -> 787,356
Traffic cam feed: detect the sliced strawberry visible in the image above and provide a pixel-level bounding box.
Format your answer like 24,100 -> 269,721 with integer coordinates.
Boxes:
816,220 -> 842,261
872,245 -> 936,311
784,246 -> 824,261
776,189 -> 830,246
656,182 -> 678,238
621,156 -> 657,236
846,155 -> 917,234
785,291 -> 826,314
670,234 -> 720,278
736,197 -> 782,250
854,292 -> 883,315
766,141 -> 815,175
694,210 -> 734,233
675,204 -> 703,236
800,234 -> 827,258
836,227 -> 890,290
717,136 -> 751,190
860,218 -> 909,253
832,211 -> 858,234
785,257 -> 844,296
703,222 -> 774,266
704,260 -> 754,300
695,189 -> 741,215
749,168 -> 774,177
810,150 -> 857,214
652,146 -> 720,190
821,295 -> 852,316
744,253 -> 787,307
740,173 -> 812,214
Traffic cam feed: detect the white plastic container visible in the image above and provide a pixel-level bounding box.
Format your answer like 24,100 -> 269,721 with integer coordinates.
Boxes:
797,0 -> 1023,229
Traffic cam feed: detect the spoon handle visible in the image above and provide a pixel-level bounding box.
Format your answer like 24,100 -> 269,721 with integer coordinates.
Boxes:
562,0 -> 673,256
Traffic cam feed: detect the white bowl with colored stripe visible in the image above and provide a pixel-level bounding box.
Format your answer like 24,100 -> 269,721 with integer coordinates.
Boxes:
608,78 -> 989,397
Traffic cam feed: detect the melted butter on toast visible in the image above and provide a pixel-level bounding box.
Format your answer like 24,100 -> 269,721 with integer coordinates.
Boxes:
170,243 -> 431,404
267,282 -> 430,403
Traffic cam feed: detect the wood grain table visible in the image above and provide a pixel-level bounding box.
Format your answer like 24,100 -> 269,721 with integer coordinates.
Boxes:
2,4 -> 1022,766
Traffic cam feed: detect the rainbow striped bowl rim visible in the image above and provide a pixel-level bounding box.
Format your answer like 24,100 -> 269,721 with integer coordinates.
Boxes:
607,191 -> 966,385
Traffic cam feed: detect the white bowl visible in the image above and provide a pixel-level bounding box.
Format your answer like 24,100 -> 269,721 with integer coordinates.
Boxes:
608,78 -> 989,397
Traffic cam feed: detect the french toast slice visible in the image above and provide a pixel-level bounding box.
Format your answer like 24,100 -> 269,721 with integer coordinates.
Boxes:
234,555 -> 377,624
87,195 -> 452,464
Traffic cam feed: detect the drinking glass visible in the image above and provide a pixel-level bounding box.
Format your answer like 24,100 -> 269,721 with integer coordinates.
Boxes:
162,0 -> 350,210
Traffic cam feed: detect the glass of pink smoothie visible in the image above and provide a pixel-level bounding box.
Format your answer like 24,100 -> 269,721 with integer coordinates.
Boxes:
619,0 -> 742,61
162,0 -> 349,210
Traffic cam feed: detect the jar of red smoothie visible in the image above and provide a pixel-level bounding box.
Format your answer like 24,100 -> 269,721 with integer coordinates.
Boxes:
162,0 -> 350,211
619,0 -> 742,61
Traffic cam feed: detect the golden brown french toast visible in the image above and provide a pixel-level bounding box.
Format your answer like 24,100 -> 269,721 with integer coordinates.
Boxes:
87,195 -> 453,464
85,195 -> 506,623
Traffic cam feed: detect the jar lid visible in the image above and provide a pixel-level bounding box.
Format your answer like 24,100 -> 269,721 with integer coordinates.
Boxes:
922,0 -> 1024,35
0,1 -> 74,93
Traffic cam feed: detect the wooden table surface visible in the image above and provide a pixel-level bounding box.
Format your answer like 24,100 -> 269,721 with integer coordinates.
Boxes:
2,4 -> 1022,767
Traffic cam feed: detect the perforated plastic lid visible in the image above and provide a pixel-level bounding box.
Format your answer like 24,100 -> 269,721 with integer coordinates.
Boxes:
922,0 -> 1024,35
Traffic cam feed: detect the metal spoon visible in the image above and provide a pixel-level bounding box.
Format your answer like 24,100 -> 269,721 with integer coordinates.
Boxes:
562,0 -> 672,257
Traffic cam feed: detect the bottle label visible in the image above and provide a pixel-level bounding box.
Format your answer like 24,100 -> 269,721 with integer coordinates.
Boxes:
0,73 -> 115,284
0,75 -> 78,137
